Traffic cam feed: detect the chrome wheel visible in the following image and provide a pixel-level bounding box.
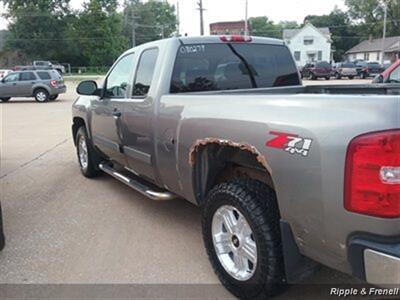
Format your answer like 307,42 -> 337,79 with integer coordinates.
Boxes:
36,91 -> 47,102
212,205 -> 257,281
78,136 -> 89,170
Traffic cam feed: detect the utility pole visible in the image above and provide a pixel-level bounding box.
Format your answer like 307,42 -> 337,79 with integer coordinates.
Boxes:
131,1 -> 136,47
244,0 -> 249,36
381,0 -> 388,65
176,1 -> 180,36
197,0 -> 205,36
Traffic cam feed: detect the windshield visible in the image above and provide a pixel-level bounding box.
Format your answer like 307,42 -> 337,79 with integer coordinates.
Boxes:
170,43 -> 300,93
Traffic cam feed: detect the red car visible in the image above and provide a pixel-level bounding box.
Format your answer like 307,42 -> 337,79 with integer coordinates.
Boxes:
373,59 -> 400,83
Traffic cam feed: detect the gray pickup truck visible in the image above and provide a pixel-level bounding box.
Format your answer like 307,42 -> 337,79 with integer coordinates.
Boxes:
72,36 -> 400,299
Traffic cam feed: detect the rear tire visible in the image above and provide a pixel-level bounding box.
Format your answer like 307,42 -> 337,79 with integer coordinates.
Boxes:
34,88 -> 49,102
0,97 -> 10,102
75,126 -> 101,178
348,76 -> 354,80
202,180 -> 286,300
325,76 -> 330,80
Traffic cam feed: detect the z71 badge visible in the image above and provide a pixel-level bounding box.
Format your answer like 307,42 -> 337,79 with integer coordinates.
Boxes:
266,131 -> 313,157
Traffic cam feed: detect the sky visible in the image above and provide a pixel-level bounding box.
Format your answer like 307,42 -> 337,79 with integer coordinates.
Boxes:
1,0 -> 347,34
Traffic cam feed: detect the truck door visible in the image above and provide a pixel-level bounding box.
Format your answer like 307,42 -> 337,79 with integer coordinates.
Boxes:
121,48 -> 159,181
90,53 -> 135,165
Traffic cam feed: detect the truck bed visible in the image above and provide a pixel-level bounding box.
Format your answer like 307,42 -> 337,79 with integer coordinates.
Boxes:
190,83 -> 400,96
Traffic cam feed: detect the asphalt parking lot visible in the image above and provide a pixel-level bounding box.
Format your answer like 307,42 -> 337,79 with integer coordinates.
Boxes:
0,78 -> 371,299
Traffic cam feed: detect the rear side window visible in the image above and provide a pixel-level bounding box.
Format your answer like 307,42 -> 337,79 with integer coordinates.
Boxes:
20,72 -> 36,81
37,71 -> 51,80
170,43 -> 300,93
132,48 -> 159,97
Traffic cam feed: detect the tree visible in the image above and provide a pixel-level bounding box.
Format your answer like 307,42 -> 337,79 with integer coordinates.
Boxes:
249,16 -> 298,39
304,8 -> 360,61
345,0 -> 400,38
73,0 -> 128,66
1,0 -> 72,62
123,0 -> 178,47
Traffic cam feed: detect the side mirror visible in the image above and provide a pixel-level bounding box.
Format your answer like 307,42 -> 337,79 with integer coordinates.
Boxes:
76,80 -> 100,96
372,75 -> 383,84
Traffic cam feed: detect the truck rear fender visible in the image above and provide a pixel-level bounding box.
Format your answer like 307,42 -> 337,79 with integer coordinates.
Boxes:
189,138 -> 274,206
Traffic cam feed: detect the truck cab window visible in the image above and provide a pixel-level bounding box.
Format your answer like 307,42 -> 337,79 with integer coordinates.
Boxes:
170,43 -> 300,93
105,53 -> 135,98
389,66 -> 400,83
132,48 -> 159,97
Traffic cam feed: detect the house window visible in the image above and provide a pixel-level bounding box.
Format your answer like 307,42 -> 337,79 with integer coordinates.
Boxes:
294,51 -> 301,61
364,53 -> 370,61
317,51 -> 322,61
304,37 -> 314,45
377,52 -> 380,61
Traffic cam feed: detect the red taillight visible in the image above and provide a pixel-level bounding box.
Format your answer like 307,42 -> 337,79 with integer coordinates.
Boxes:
344,130 -> 400,218
50,80 -> 58,88
220,35 -> 252,43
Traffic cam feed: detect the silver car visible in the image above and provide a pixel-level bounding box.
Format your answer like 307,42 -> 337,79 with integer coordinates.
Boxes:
0,69 -> 66,102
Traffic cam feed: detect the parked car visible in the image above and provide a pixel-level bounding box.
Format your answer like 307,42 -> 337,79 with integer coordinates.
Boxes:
355,61 -> 384,79
0,202 -> 4,251
373,59 -> 400,84
333,62 -> 358,79
301,61 -> 332,80
14,61 -> 65,74
0,69 -> 12,79
0,69 -> 66,102
72,36 -> 400,299
50,61 -> 66,74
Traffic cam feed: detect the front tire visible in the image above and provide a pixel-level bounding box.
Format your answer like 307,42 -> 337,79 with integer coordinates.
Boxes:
34,89 -> 49,102
75,126 -> 101,178
0,203 -> 5,251
0,97 -> 10,102
202,180 -> 286,299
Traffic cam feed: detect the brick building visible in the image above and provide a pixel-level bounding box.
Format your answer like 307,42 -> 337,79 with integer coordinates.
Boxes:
210,21 -> 250,35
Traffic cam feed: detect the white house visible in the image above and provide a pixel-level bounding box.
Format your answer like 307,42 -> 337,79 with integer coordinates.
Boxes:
283,23 -> 332,67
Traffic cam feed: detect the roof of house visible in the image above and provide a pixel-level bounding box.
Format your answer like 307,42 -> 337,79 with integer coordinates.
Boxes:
283,24 -> 331,40
346,36 -> 400,54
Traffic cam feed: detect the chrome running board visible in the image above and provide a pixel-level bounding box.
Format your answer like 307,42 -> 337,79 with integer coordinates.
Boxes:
98,163 -> 176,201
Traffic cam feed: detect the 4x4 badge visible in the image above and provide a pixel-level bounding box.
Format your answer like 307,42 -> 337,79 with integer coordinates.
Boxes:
266,131 -> 313,157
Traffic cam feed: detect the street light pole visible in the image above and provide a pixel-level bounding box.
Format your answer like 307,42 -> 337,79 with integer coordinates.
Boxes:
381,0 -> 387,65
244,0 -> 249,36
197,0 -> 205,36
